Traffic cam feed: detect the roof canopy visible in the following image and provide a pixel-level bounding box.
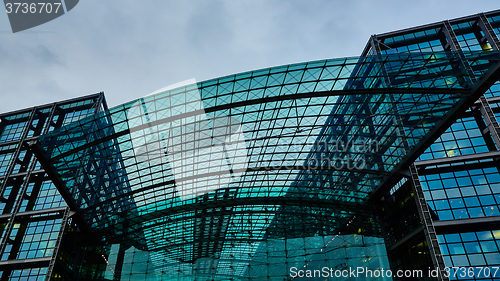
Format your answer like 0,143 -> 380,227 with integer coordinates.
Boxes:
32,51 -> 500,271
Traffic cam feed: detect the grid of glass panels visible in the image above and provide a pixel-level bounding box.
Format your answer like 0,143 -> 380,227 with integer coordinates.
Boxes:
103,235 -> 390,280
379,17 -> 500,100
0,122 -> 27,143
421,167 -> 500,220
0,94 -> 105,280
61,108 -> 94,126
451,21 -> 487,52
450,19 -> 500,100
0,151 -> 13,176
418,115 -> 492,161
379,28 -> 445,55
375,13 -> 500,281
16,218 -> 61,259
42,50 -> 496,230
8,267 -> 47,281
376,15 -> 500,219
33,181 -> 65,210
438,230 -> 500,280
35,51 -> 500,280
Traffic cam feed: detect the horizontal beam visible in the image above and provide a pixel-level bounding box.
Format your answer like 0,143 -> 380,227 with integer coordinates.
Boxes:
370,56 -> 500,201
0,257 -> 50,271
415,150 -> 500,168
369,10 -> 500,46
419,159 -> 500,175
48,88 -> 461,163
0,136 -> 38,148
0,207 -> 67,220
0,92 -> 103,119
434,216 -> 500,234
0,169 -> 46,181
92,196 -> 373,238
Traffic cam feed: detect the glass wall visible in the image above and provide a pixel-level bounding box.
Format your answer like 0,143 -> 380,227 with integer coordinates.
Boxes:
0,94 -> 105,280
33,50 -> 500,280
374,12 -> 500,281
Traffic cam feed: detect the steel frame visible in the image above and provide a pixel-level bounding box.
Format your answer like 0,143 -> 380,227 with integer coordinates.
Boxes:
0,93 -> 105,280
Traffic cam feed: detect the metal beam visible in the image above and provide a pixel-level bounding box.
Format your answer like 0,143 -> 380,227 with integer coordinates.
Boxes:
409,164 -> 448,281
0,169 -> 45,181
370,56 -> 500,201
477,13 -> 500,50
47,88 -> 462,163
0,257 -> 50,271
0,92 -> 103,118
434,216 -> 500,234
415,150 -> 500,167
29,139 -> 90,233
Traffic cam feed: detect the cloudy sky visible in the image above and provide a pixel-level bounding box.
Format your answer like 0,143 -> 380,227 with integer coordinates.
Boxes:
0,0 -> 499,113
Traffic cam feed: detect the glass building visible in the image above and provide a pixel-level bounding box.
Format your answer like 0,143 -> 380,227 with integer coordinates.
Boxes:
362,10 -> 500,281
0,94 -> 107,280
1,9 -> 500,281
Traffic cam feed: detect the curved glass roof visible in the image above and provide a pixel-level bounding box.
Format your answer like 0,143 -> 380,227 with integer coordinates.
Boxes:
32,51 -> 500,279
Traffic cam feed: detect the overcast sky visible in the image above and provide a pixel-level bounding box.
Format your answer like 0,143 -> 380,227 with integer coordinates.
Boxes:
0,1 -> 499,113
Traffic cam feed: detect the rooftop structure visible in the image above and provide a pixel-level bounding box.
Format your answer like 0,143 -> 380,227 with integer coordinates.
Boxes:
1,9 -> 500,281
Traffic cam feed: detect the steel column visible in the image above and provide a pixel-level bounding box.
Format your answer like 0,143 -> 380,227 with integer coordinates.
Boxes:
409,164 -> 448,281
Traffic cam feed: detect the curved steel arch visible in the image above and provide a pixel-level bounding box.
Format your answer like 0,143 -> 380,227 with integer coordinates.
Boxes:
31,51 -> 500,280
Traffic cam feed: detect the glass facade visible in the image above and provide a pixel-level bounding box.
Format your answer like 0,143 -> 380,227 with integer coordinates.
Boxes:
366,9 -> 500,281
30,49 -> 500,281
1,9 -> 500,281
0,94 -> 106,280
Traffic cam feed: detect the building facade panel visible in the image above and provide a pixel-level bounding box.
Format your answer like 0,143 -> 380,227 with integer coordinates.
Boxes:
366,10 -> 500,281
0,94 -> 106,280
2,9 -> 500,281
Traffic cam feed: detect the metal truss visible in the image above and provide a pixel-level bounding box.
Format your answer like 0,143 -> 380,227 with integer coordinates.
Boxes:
30,48 -> 500,280
0,93 -> 105,280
